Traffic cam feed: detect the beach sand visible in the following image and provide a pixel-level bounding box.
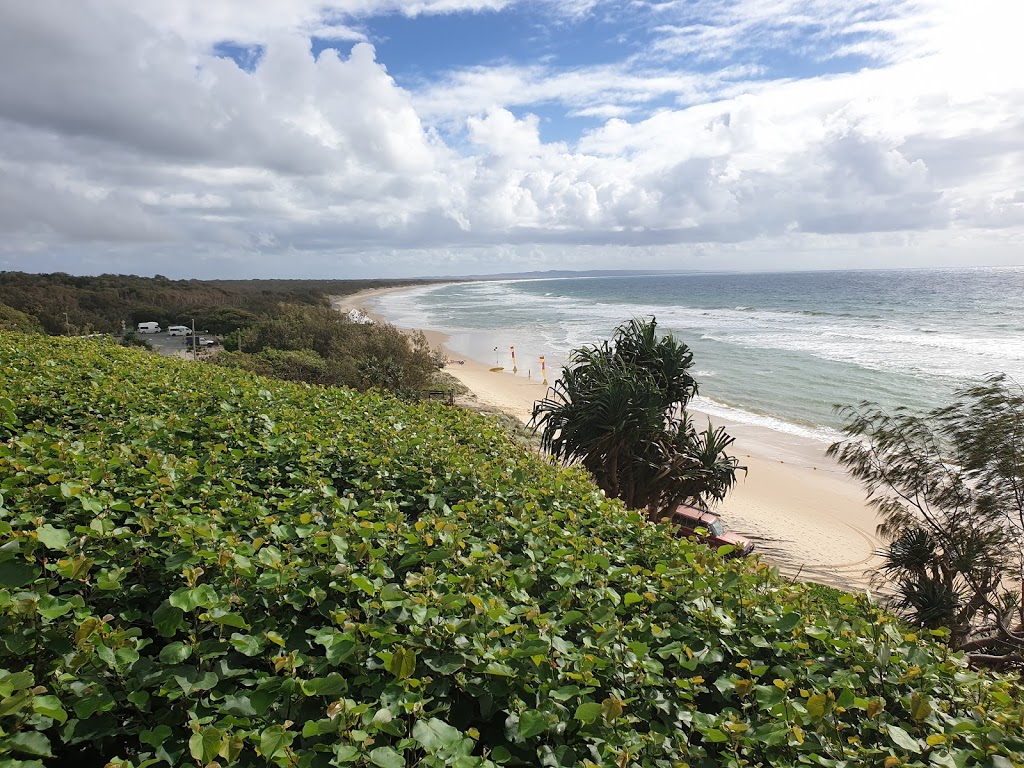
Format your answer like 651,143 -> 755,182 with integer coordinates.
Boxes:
332,287 -> 886,592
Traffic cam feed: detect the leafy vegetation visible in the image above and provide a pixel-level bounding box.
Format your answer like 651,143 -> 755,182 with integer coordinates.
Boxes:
0,302 -> 43,334
214,304 -> 442,395
829,375 -> 1024,670
2,333 -> 1023,767
532,318 -> 743,520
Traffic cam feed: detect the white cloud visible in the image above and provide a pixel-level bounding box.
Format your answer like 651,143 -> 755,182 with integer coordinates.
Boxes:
121,0 -> 520,47
0,0 -> 1020,277
643,0 -> 930,63
413,62 -> 760,124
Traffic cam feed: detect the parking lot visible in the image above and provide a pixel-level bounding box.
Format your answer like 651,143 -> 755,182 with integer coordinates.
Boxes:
138,331 -> 219,358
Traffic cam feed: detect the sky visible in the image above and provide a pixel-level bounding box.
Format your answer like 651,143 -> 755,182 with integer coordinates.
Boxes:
0,0 -> 1022,278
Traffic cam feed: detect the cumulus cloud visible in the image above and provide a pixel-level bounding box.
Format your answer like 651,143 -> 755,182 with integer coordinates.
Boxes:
0,0 -> 1021,276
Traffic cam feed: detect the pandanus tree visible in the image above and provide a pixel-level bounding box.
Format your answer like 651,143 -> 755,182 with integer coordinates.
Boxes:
530,318 -> 743,521
828,374 -> 1024,669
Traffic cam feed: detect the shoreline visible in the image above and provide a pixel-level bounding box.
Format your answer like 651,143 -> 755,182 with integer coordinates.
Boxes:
332,285 -> 885,592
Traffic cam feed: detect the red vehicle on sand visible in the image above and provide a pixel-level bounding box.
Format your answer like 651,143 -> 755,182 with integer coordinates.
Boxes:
672,505 -> 754,556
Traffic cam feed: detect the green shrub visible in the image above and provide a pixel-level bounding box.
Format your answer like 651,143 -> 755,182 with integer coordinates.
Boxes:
216,348 -> 333,386
0,333 -> 1022,768
0,302 -> 43,334
214,304 -> 440,395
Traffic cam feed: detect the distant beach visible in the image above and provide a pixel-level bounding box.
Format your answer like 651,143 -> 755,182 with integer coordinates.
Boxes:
333,285 -> 887,592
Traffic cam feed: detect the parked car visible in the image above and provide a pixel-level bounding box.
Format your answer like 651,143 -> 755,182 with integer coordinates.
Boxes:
167,325 -> 192,336
671,505 -> 754,556
136,322 -> 161,334
184,336 -> 216,348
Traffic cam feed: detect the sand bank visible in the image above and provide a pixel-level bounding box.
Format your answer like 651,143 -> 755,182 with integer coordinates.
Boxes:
333,286 -> 886,592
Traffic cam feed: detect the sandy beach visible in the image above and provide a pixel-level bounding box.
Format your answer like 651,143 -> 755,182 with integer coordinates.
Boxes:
332,287 -> 886,592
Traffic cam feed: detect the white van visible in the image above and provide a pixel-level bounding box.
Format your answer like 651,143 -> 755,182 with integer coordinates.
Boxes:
167,325 -> 192,336
136,322 -> 161,334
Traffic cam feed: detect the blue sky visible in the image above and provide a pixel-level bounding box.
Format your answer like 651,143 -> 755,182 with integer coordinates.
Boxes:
0,0 -> 1021,277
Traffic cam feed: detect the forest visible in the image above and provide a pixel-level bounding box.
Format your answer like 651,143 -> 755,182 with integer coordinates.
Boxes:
0,272 -> 434,336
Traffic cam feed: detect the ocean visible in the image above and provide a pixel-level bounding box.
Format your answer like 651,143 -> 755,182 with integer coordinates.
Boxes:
375,267 -> 1024,443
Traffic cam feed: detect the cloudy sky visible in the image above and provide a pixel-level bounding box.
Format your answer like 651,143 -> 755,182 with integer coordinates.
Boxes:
0,1 -> 1021,278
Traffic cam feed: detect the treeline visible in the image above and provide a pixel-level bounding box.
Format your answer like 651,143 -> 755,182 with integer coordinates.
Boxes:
0,271 -> 430,336
0,271 -> 449,397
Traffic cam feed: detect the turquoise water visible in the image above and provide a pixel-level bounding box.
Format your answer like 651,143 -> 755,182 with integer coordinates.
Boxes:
376,267 -> 1024,441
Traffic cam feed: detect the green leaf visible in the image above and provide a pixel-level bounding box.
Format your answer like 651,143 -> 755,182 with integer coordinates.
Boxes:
351,574 -> 376,595
484,662 -> 515,676
369,746 -> 405,768
31,695 -> 67,724
388,648 -> 416,680
423,653 -> 464,675
414,717 -> 470,757
491,746 -> 512,763
173,668 -> 219,695
159,642 -> 192,664
775,612 -> 802,632
153,600 -> 185,637
703,729 -> 730,743
0,690 -> 34,718
258,545 -> 283,566
0,396 -> 18,427
169,584 -> 217,611
550,685 -> 582,701
37,595 -> 74,620
260,725 -> 295,760
5,730 -> 54,758
189,726 -> 223,764
209,610 -> 249,629
755,684 -> 787,708
0,561 -> 40,589
574,702 -> 603,724
518,709 -> 549,739
71,687 -> 115,718
887,724 -> 922,753
560,610 -> 585,626
140,725 -> 172,748
302,673 -> 348,696
334,745 -> 360,763
221,694 -> 258,717
0,670 -> 34,695
36,525 -> 71,550
230,633 -> 263,656
380,583 -> 407,602
222,733 -> 246,762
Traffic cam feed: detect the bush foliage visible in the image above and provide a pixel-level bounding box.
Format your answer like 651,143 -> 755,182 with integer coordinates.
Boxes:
829,375 -> 1024,669
0,302 -> 43,334
214,304 -> 441,394
1,334 -> 1023,768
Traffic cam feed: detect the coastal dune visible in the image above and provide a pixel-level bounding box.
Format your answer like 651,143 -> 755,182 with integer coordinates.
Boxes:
333,287 -> 886,592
